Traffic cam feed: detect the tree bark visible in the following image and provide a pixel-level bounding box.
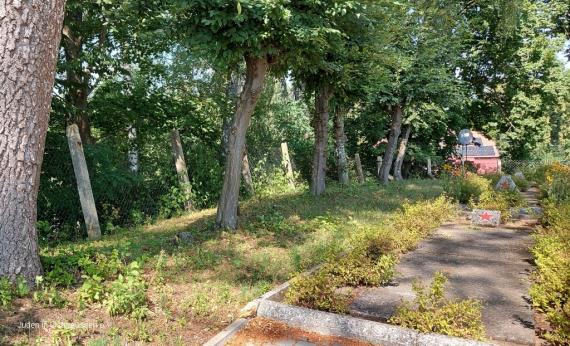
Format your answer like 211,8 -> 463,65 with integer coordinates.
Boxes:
334,109 -> 349,184
380,104 -> 404,185
62,8 -> 94,144
127,125 -> 139,173
241,148 -> 255,196
394,125 -> 411,181
67,124 -> 102,240
280,142 -> 295,187
0,0 -> 66,283
216,56 -> 268,229
311,85 -> 333,196
355,154 -> 365,183
170,129 -> 193,211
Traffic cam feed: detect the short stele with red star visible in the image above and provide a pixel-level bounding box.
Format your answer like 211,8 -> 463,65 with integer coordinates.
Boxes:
480,212 -> 493,221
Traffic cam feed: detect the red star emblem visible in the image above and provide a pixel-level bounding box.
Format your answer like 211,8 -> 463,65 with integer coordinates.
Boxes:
501,181 -> 510,190
480,212 -> 493,221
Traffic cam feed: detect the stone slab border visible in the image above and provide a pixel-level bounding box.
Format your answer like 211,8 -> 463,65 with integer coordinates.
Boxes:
257,299 -> 492,346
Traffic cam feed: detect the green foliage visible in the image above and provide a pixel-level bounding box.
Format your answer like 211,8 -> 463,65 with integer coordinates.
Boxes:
33,276 -> 67,308
530,201 -> 570,344
0,277 -> 13,309
545,162 -> 570,203
104,262 -> 149,320
78,275 -> 106,307
512,175 -> 530,192
389,272 -> 486,341
286,196 -> 454,313
443,173 -> 492,204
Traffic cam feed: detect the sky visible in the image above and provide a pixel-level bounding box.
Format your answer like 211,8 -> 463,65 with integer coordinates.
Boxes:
557,40 -> 570,69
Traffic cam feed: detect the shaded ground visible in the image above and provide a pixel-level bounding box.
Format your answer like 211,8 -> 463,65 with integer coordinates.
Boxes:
227,318 -> 373,346
350,190 -> 540,345
1,181 -> 443,345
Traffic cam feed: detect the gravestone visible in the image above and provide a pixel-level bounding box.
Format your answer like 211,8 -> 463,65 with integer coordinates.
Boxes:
472,209 -> 501,227
495,175 -> 517,191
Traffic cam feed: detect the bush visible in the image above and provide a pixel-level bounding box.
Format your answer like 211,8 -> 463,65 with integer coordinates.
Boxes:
286,197 -> 455,313
104,262 -> 149,320
389,272 -> 486,341
0,277 -> 13,309
545,162 -> 570,203
443,173 -> 492,204
530,201 -> 570,344
512,175 -> 530,192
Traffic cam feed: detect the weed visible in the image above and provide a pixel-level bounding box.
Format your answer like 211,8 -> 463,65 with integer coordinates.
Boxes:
389,272 -> 486,341
104,262 -> 149,319
0,277 -> 13,309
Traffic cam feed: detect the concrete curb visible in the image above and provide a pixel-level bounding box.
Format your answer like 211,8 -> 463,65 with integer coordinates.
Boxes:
257,299 -> 492,346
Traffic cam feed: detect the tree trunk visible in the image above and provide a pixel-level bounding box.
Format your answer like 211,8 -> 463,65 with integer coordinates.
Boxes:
380,104 -> 404,185
62,9 -> 94,144
216,56 -> 269,230
170,129 -> 193,211
394,126 -> 411,181
311,85 -> 333,196
334,110 -> 349,184
280,142 -> 295,187
127,125 -> 139,173
427,157 -> 435,179
67,124 -> 102,240
354,154 -> 365,183
241,148 -> 255,196
0,0 -> 66,283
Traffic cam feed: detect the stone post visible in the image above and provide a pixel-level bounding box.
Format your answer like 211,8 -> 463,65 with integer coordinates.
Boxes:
355,154 -> 365,183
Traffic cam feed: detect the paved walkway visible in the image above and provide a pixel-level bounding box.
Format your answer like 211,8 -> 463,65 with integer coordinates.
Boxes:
350,190 -> 540,345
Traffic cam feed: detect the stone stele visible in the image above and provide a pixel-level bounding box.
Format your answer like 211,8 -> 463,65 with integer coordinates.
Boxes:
495,175 -> 517,191
472,209 -> 501,227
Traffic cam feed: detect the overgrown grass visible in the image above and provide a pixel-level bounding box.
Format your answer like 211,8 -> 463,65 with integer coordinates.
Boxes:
2,179 -> 445,345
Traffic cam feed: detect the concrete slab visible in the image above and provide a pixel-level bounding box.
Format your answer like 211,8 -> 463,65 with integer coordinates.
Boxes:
350,203 -> 537,345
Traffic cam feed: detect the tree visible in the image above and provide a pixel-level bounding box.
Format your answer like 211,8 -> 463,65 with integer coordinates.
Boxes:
0,0 -> 67,283
172,0 -> 358,227
369,1 -> 465,184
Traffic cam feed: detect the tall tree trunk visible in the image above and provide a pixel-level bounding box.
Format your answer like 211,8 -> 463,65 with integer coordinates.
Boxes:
380,104 -> 404,185
394,125 -> 411,181
62,9 -> 94,144
127,125 -> 139,173
170,129 -> 193,211
0,0 -> 66,283
311,85 -> 333,196
216,56 -> 268,230
241,148 -> 255,196
334,109 -> 349,184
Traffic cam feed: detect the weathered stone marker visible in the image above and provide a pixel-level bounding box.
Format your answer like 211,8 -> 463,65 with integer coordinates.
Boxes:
355,154 -> 365,183
376,156 -> 383,178
514,171 -> 526,181
67,124 -> 102,240
241,149 -> 255,195
472,209 -> 501,227
495,175 -> 517,191
427,157 -> 434,179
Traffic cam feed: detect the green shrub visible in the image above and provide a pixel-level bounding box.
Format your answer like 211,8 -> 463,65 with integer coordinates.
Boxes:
0,277 -> 13,309
389,272 -> 486,341
472,189 -> 525,223
545,162 -> 570,203
78,275 -> 106,308
286,197 -> 455,314
443,173 -> 491,204
104,262 -> 149,319
512,175 -> 530,192
530,201 -> 570,344
286,271 -> 351,313
33,276 -> 67,308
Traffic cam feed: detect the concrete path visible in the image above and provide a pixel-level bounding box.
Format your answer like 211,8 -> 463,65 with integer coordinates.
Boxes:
350,190 -> 539,345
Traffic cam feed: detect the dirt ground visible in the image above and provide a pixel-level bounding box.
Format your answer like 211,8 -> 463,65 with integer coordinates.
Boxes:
227,318 -> 374,346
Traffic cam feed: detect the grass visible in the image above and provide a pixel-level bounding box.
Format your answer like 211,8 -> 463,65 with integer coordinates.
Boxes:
1,179 -> 445,345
